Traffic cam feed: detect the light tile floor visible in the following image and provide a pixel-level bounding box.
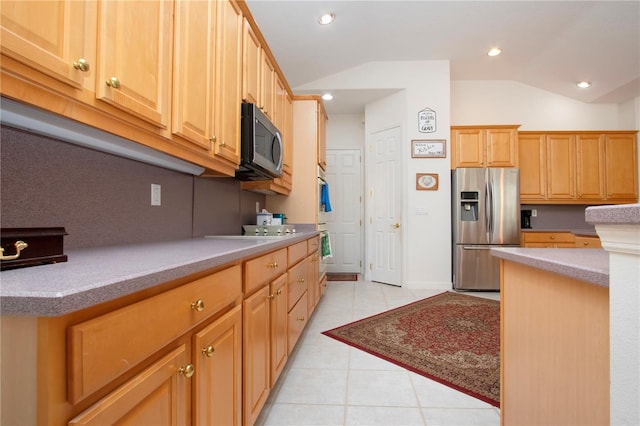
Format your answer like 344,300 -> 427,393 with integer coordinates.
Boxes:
256,279 -> 501,426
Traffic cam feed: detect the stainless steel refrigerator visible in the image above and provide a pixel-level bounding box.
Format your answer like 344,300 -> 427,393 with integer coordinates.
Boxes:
452,168 -> 521,290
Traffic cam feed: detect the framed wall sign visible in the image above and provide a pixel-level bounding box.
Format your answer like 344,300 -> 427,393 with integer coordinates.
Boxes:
411,139 -> 446,158
416,173 -> 439,191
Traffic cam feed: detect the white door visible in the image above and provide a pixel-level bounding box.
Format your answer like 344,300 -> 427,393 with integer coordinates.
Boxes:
325,149 -> 363,274
368,126 -> 402,286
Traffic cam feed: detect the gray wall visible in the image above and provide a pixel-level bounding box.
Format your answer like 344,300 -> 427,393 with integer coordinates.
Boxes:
1,126 -> 264,249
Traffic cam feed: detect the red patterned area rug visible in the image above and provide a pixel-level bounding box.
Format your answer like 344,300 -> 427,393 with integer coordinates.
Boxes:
322,291 -> 500,407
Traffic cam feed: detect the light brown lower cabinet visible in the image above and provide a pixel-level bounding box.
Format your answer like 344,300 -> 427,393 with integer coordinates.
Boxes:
1,237 -> 322,426
522,231 -> 602,248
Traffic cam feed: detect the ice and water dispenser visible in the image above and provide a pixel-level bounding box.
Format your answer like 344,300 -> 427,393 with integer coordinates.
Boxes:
460,191 -> 479,221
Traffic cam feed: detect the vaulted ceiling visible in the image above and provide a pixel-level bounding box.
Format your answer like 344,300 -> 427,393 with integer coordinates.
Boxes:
246,1 -> 640,114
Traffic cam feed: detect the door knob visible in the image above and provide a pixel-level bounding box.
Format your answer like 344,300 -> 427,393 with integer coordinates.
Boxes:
391,223 -> 400,228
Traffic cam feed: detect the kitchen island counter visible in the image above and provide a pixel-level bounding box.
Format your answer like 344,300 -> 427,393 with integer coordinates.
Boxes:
1,231 -> 318,316
490,247 -> 609,287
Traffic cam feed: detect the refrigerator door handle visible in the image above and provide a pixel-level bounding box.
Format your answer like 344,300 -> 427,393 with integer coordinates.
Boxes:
484,180 -> 492,241
462,246 -> 493,250
488,177 -> 494,237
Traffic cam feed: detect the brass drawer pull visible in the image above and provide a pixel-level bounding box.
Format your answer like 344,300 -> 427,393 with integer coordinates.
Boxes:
296,316 -> 305,322
105,77 -> 121,89
202,345 -> 215,357
178,364 -> 195,378
0,240 -> 28,261
268,261 -> 279,269
297,278 -> 305,283
190,299 -> 205,312
72,58 -> 90,72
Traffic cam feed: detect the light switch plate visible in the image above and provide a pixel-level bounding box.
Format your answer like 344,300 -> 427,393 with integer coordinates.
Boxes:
151,184 -> 161,206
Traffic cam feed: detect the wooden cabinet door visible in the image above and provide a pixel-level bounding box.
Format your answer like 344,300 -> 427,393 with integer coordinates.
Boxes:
605,133 -> 638,201
261,52 -> 276,120
317,101 -> 327,170
214,0 -> 242,164
172,0 -> 216,154
243,285 -> 270,426
452,128 -> 484,168
96,0 -> 173,128
193,305 -> 242,426
486,127 -> 518,167
68,345 -> 189,426
0,0 -> 95,90
518,133 -> 546,201
283,92 -> 294,178
242,17 -> 261,105
546,134 -> 575,200
306,255 -> 318,315
270,274 -> 288,387
575,134 -> 605,201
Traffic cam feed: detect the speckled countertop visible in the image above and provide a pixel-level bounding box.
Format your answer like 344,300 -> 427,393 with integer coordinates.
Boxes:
491,247 -> 609,287
0,232 -> 317,317
586,203 -> 640,225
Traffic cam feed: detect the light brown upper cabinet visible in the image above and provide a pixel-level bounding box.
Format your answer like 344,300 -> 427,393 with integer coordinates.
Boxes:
0,0 -> 97,91
519,131 -> 638,204
242,17 -> 261,106
605,133 -> 639,200
450,125 -> 519,169
172,0 -> 217,155
261,53 -> 276,120
172,0 -> 243,171
1,0 -> 291,179
96,0 -> 173,129
214,0 -> 243,165
317,100 -> 328,170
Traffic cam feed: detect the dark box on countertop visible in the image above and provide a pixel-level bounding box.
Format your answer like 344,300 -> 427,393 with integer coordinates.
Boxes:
1,227 -> 68,270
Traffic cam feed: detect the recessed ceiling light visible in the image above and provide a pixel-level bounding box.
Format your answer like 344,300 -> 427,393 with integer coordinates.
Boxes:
318,13 -> 335,25
576,81 -> 592,89
322,93 -> 333,101
487,47 -> 502,57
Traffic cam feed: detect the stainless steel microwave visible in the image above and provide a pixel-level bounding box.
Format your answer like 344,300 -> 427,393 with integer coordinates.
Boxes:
235,103 -> 283,181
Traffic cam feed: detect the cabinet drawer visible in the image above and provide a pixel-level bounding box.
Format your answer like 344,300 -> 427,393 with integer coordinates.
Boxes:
287,259 -> 307,311
307,236 -> 319,254
244,248 -> 287,295
575,236 -> 602,248
288,294 -> 308,354
68,265 -> 241,403
288,241 -> 307,266
522,232 -> 575,244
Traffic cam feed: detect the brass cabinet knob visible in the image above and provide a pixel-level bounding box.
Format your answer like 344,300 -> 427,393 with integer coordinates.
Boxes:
267,293 -> 276,300
178,364 -> 195,378
190,299 -> 205,312
209,136 -> 217,144
268,261 -> 278,269
72,58 -> 90,72
219,141 -> 226,148
202,345 -> 215,357
0,240 -> 28,261
276,289 -> 282,295
550,235 -> 555,240
105,77 -> 120,88
296,316 -> 305,321
297,278 -> 305,283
